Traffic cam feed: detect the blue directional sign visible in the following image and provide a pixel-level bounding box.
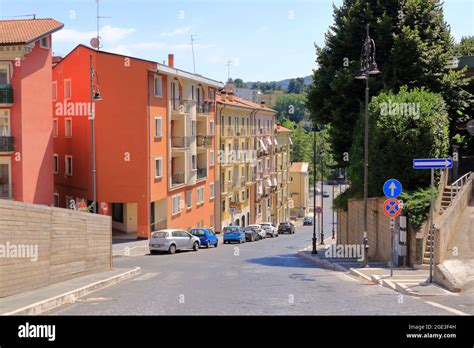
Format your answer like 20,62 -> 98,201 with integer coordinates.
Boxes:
413,158 -> 453,169
383,179 -> 402,198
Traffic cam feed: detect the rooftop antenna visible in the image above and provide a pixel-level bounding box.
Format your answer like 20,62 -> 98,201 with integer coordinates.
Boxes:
225,60 -> 232,81
190,35 -> 199,73
1,14 -> 36,19
90,0 -> 111,50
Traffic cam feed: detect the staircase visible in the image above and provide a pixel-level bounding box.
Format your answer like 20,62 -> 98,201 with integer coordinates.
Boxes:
440,185 -> 456,215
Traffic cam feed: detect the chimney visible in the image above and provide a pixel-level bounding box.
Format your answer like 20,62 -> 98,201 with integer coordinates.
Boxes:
228,90 -> 234,102
260,101 -> 266,108
220,89 -> 227,102
168,54 -> 174,68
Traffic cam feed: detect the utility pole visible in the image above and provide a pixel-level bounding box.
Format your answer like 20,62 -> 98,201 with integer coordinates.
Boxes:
225,61 -> 232,81
190,35 -> 199,73
312,124 -> 317,254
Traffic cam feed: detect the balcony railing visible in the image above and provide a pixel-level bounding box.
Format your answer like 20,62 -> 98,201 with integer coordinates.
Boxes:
0,86 -> 13,104
197,100 -> 214,115
172,172 -> 185,186
171,99 -> 195,114
0,136 -> 14,152
226,126 -> 234,137
171,136 -> 191,149
196,135 -> 212,148
197,168 -> 207,180
0,184 -> 13,199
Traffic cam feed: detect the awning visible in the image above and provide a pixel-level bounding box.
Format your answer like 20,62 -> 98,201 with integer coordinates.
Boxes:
274,138 -> 278,146
289,137 -> 293,145
259,139 -> 267,152
273,177 -> 277,187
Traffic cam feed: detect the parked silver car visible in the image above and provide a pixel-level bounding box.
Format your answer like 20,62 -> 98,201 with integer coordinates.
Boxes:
149,229 -> 200,254
259,222 -> 278,237
247,224 -> 266,239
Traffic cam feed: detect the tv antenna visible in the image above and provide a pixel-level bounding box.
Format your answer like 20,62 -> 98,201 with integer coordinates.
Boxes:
225,60 -> 233,81
190,35 -> 199,73
90,0 -> 111,50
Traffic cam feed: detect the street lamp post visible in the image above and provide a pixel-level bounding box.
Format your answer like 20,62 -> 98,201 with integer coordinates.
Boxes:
332,169 -> 335,239
355,24 -> 380,267
319,145 -> 325,245
312,124 -> 318,254
90,55 -> 102,214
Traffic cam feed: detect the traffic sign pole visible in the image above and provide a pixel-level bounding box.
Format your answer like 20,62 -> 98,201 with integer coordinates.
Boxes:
429,168 -> 434,283
390,218 -> 395,277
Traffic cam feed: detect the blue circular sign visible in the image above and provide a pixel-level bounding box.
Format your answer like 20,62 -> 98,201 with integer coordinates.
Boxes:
383,179 -> 402,198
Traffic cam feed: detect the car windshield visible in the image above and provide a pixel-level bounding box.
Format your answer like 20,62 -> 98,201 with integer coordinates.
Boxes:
151,231 -> 168,238
191,229 -> 206,237
224,227 -> 239,233
280,223 -> 289,226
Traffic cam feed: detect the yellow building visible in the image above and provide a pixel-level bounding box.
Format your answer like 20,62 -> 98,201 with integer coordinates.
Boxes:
273,124 -> 293,223
215,87 -> 255,230
289,162 -> 309,218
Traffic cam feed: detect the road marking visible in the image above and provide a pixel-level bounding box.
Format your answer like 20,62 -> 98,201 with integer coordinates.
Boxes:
423,301 -> 469,316
131,272 -> 159,281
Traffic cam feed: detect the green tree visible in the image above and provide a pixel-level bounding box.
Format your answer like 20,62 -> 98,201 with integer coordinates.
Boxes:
234,78 -> 245,88
454,36 -> 474,56
288,77 -> 305,94
306,0 -> 471,166
272,93 -> 310,123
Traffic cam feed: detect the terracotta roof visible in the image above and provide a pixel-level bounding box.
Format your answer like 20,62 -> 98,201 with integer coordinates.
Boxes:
217,92 -> 276,113
275,124 -> 291,133
0,18 -> 64,45
289,162 -> 309,173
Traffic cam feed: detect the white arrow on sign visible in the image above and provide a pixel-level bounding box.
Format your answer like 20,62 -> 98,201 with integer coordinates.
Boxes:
413,158 -> 453,169
389,182 -> 397,197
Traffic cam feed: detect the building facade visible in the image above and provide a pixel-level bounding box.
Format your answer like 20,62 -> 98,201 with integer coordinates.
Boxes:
273,124 -> 293,223
289,162 -> 309,218
53,45 -> 222,238
0,18 -> 63,205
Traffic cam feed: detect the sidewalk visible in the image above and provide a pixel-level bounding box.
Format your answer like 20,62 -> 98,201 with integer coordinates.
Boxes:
0,267 -> 140,315
299,241 -> 454,297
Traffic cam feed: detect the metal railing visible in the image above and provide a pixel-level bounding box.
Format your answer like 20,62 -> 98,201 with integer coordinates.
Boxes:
449,172 -> 473,207
197,100 -> 214,115
171,99 -> 195,113
197,135 -> 212,147
171,136 -> 191,149
197,168 -> 207,180
0,136 -> 14,152
0,183 -> 13,199
0,86 -> 13,104
172,172 -> 185,186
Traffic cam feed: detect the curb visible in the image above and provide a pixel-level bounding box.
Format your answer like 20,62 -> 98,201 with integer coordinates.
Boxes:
349,268 -> 376,283
298,250 -> 349,272
2,267 -> 141,315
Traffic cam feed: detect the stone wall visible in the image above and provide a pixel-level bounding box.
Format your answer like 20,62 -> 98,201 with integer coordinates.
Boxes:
0,200 -> 111,298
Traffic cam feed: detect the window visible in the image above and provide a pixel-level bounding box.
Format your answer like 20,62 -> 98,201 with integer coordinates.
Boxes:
53,154 -> 59,174
65,118 -> 72,138
172,194 -> 182,214
197,186 -> 204,204
0,110 -> 10,136
52,119 -> 58,138
221,114 -> 225,132
112,203 -> 124,223
191,120 -> 196,136
191,154 -> 196,170
154,75 -> 163,97
209,150 -> 215,166
209,120 -> 215,135
65,155 -> 73,176
0,64 -> 9,85
64,79 -> 71,99
154,157 -> 162,178
222,200 -> 226,212
52,81 -> 57,101
186,190 -> 192,209
208,88 -> 215,101
154,117 -> 162,138
53,193 -> 59,208
209,183 -> 215,199
40,36 -> 50,48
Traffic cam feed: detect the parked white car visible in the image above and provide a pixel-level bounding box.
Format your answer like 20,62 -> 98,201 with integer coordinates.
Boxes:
149,229 -> 200,254
247,224 -> 266,240
259,222 -> 278,238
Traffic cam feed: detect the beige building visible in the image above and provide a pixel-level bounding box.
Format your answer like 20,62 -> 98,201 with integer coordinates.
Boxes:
273,124 -> 293,223
289,162 -> 309,218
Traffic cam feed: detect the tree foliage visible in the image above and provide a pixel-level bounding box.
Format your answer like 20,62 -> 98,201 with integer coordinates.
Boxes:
272,93 -> 310,123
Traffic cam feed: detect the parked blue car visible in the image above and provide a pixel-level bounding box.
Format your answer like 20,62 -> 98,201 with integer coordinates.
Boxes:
223,226 -> 246,244
190,228 -> 218,248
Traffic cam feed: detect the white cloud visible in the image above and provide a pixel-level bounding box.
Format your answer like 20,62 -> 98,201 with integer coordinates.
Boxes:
54,25 -> 135,45
132,42 -> 165,50
160,26 -> 192,37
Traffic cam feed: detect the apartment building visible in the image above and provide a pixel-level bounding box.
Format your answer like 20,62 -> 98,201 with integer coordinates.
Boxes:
0,18 -> 63,205
53,45 -> 222,238
289,162 -> 309,218
273,124 -> 293,223
215,87 -> 255,231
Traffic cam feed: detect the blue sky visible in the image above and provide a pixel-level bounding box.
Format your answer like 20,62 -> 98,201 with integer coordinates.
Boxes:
0,0 -> 473,83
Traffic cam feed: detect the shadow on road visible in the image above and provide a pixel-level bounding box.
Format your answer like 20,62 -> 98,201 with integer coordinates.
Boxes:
246,253 -> 325,269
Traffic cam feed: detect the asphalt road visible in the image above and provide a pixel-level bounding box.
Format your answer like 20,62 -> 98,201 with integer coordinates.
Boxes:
50,206 -> 456,315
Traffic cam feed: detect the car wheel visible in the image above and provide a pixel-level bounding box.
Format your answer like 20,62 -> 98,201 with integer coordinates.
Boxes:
193,242 -> 199,251
168,244 -> 176,255
215,241 -> 218,248
206,242 -> 210,248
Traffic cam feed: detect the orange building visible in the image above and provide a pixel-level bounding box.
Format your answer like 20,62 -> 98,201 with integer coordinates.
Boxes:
0,18 -> 63,205
53,45 -> 222,238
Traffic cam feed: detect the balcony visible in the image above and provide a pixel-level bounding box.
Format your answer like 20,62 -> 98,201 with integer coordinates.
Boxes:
0,86 -> 13,105
0,136 -> 14,153
226,126 -> 234,137
171,172 -> 185,187
171,136 -> 191,150
197,168 -> 207,180
171,99 -> 195,115
196,100 -> 214,116
196,135 -> 212,148
0,184 -> 13,199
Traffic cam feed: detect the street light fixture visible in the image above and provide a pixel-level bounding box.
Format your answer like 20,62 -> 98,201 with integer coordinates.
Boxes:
355,24 -> 380,267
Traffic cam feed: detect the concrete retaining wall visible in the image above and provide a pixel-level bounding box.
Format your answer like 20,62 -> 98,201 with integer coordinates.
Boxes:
0,200 -> 112,298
